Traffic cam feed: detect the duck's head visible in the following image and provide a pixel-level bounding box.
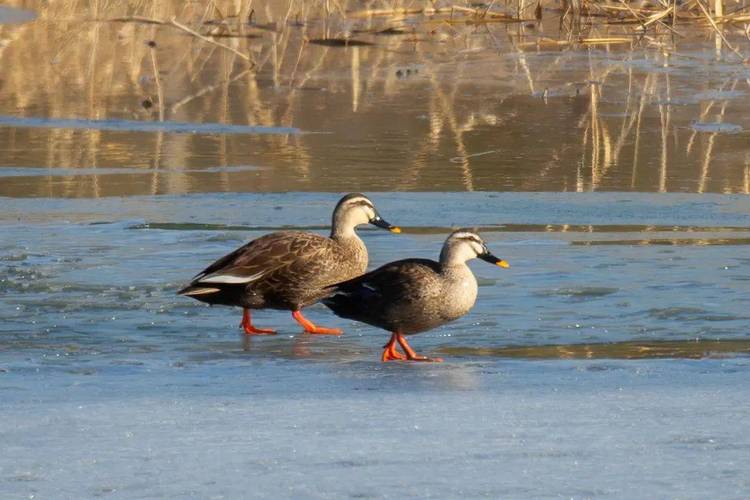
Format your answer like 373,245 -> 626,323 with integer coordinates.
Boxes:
331,193 -> 401,235
440,229 -> 510,268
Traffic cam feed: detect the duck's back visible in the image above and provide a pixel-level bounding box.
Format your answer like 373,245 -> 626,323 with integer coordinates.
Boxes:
271,231 -> 368,308
186,230 -> 368,310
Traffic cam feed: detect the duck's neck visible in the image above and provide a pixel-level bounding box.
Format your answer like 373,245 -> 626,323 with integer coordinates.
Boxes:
331,223 -> 368,272
439,247 -> 472,271
440,255 -> 479,316
440,260 -> 471,280
330,222 -> 359,243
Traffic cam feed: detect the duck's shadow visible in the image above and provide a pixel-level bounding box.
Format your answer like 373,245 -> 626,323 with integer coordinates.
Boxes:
241,332 -> 362,361
181,331 -> 485,391
183,330 -> 369,363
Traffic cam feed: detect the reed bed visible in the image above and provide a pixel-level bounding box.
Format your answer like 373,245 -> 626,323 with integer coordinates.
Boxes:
0,0 -> 748,197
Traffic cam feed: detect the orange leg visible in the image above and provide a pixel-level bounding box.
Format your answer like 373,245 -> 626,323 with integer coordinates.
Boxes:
292,310 -> 342,335
396,333 -> 443,362
240,308 -> 276,335
382,333 -> 407,362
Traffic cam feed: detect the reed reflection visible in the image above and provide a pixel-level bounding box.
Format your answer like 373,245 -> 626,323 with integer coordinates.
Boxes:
0,0 -> 748,196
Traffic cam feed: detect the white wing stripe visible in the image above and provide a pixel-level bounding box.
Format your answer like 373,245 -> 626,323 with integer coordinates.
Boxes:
199,271 -> 265,284
184,287 -> 221,295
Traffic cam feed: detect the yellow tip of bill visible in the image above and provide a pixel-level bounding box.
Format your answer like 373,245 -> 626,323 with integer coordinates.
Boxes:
390,226 -> 402,234
496,260 -> 510,268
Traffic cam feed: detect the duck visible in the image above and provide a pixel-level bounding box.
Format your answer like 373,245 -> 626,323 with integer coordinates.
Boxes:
322,229 -> 509,361
178,193 -> 400,335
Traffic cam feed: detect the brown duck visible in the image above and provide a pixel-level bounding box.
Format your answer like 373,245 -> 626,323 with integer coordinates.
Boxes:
178,193 -> 400,335
323,230 -> 509,361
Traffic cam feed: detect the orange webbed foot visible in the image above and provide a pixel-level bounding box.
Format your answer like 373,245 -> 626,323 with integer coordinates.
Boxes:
240,309 -> 277,335
242,324 -> 277,335
292,310 -> 343,336
382,349 -> 407,362
382,335 -> 407,362
395,333 -> 443,363
304,325 -> 343,335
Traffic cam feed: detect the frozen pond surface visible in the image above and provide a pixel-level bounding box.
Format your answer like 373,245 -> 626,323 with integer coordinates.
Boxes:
3,358 -> 749,498
1,192 -> 750,498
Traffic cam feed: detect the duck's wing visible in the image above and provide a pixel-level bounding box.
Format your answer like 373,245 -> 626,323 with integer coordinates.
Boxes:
190,231 -> 328,286
323,259 -> 441,324
335,258 -> 439,294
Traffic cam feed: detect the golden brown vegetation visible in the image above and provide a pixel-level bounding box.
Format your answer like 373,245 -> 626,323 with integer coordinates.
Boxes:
0,0 -> 748,196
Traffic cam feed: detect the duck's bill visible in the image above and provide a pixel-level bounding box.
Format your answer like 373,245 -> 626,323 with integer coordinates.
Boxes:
479,252 -> 510,268
369,216 -> 401,233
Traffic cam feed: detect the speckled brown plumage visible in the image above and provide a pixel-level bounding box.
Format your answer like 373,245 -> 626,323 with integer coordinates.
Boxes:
182,230 -> 367,310
177,193 -> 399,335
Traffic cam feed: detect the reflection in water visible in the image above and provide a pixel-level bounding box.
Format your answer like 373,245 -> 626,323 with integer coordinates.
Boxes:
440,339 -> 750,360
235,332 -> 363,362
239,332 -> 336,361
0,1 -> 749,196
238,332 -> 480,389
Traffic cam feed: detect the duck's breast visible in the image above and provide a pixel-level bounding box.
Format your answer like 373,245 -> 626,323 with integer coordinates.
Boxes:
331,236 -> 368,282
439,266 -> 478,321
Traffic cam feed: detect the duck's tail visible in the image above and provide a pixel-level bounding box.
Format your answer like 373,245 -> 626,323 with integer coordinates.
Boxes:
321,284 -> 365,320
321,293 -> 350,317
